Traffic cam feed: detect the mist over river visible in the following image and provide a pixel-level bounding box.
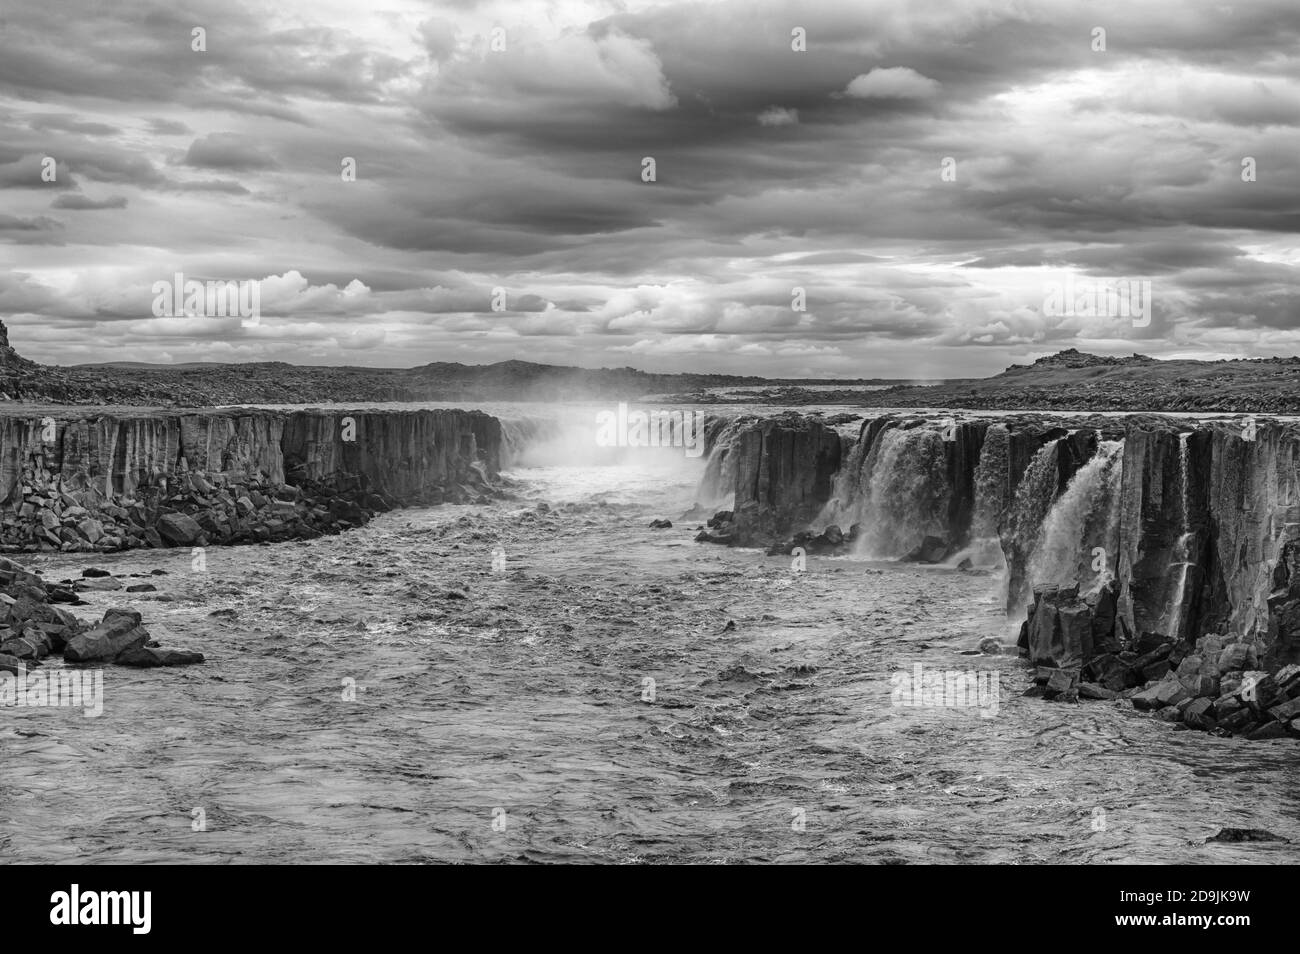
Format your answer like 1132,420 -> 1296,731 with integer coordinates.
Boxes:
4,405 -> 1299,864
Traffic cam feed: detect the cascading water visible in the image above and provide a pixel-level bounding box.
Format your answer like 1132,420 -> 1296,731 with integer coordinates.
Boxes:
1002,438 -> 1062,613
819,420 -> 876,527
955,423 -> 1010,568
852,425 -> 952,559
695,416 -> 754,510
1028,439 -> 1124,595
1162,432 -> 1194,641
499,416 -> 567,468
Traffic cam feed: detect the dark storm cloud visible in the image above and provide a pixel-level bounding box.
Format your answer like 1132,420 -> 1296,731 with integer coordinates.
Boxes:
1,0 -> 1298,375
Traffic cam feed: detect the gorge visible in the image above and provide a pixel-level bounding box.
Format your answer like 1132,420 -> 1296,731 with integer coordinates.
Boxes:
8,398 -> 1300,863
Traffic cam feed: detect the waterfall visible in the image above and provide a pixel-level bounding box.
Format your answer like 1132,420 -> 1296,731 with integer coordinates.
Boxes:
695,416 -> 754,510
970,424 -> 1009,539
1002,438 -> 1062,612
820,420 -> 875,526
852,425 -> 952,559
954,423 -> 1010,568
1004,439 -> 1061,555
1162,432 -> 1194,640
1028,440 -> 1124,595
498,416 -> 568,468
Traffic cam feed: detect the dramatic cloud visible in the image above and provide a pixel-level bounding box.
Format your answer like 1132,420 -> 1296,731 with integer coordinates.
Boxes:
0,0 -> 1297,376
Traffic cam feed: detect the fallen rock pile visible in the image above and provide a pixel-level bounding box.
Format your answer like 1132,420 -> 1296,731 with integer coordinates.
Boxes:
0,557 -> 201,673
3,470 -> 402,554
1018,583 -> 1300,739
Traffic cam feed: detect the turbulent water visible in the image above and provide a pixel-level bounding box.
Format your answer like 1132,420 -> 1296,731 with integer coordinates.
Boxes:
5,437 -> 1299,863
1029,440 -> 1124,595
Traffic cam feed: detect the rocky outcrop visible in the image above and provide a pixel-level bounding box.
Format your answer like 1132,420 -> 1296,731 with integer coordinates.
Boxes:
0,408 -> 502,553
728,415 -> 841,546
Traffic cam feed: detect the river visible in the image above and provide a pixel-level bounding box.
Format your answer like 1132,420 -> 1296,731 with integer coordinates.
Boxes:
4,413 -> 1298,863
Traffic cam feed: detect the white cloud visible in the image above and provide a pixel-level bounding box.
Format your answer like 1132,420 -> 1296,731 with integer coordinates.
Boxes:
844,67 -> 940,99
758,106 -> 799,126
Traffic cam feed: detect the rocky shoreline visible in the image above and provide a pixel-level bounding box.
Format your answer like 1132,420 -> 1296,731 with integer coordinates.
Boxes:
0,555 -> 199,675
1019,583 -> 1300,740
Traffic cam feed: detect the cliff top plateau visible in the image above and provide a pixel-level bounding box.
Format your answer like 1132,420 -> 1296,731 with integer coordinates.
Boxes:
1,319 -> 1298,412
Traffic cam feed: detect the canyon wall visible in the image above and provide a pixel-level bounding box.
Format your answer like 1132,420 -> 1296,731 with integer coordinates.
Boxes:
0,408 -> 501,552
710,413 -> 1300,658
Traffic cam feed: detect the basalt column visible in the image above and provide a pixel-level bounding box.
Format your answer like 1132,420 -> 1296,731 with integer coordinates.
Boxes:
729,416 -> 841,547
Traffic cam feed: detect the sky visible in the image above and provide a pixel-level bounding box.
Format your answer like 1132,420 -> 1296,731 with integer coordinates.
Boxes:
0,0 -> 1298,378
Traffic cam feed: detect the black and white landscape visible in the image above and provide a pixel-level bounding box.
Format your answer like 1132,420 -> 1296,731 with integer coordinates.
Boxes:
2,0 -> 1300,870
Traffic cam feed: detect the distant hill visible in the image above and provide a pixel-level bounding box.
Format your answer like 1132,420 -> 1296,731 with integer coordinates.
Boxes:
669,348 -> 1300,413
4,325 -> 1298,411
0,324 -> 892,405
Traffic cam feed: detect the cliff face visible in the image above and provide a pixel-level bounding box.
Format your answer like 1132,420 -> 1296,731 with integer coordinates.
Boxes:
280,409 -> 502,504
0,408 -> 502,552
729,416 -> 841,545
709,413 -> 1300,662
1204,422 -> 1300,645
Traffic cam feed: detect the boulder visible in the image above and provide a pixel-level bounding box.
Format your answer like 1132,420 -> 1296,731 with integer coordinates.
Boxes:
156,512 -> 204,546
63,613 -> 149,663
1267,697 -> 1300,722
1132,684 -> 1165,711
1218,708 -> 1257,734
1246,721 -> 1288,741
1085,653 -> 1139,691
1213,693 -> 1244,717
0,632 -> 51,661
1025,588 -> 1094,675
1183,697 -> 1216,729
1079,682 -> 1117,700
1154,679 -> 1192,708
1218,642 -> 1251,673
114,647 -> 205,667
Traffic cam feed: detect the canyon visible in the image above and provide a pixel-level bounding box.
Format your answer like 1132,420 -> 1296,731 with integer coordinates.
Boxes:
4,389 -> 1300,745
7,398 -> 1300,863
